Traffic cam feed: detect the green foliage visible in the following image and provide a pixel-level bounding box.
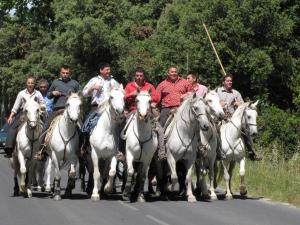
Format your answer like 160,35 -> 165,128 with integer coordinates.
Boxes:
257,105 -> 300,158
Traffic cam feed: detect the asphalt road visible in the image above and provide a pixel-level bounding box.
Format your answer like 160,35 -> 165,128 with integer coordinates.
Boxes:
0,151 -> 299,225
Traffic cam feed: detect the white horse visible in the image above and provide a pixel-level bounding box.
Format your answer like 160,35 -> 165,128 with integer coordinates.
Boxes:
219,101 -> 258,199
90,84 -> 125,201
122,89 -> 158,202
45,93 -> 82,200
11,98 -> 43,197
165,93 -> 210,202
195,90 -> 224,200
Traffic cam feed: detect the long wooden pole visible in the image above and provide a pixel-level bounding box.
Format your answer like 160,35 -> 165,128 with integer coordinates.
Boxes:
202,23 -> 227,76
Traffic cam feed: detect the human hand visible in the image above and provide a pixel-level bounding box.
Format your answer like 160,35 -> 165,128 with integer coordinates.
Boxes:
220,100 -> 226,107
52,91 -> 62,97
7,116 -> 13,125
93,84 -> 102,92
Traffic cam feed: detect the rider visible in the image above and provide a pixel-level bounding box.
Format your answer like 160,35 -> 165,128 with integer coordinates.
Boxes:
156,66 -> 193,127
38,79 -> 54,115
38,65 -> 81,151
124,67 -> 166,160
155,66 -> 194,196
4,77 -> 45,158
186,73 -> 208,97
216,73 -> 262,161
81,62 -> 119,149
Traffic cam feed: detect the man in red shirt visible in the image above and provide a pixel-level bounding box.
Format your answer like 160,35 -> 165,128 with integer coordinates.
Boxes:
124,67 -> 166,160
156,66 -> 193,127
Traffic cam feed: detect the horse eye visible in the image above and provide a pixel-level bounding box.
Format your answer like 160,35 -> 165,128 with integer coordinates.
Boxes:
208,99 -> 212,103
66,103 -> 70,107
194,107 -> 198,110
248,116 -> 251,119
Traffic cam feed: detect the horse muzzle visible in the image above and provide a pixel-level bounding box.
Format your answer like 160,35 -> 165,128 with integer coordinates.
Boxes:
28,122 -> 37,129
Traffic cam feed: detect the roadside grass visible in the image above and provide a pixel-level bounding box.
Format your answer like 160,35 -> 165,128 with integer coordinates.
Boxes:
217,151 -> 300,207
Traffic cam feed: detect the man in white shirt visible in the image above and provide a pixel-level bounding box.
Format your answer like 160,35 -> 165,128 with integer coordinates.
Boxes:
5,77 -> 45,158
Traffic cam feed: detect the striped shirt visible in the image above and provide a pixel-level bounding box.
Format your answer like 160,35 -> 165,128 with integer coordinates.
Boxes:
82,75 -> 119,105
12,89 -> 45,114
156,77 -> 193,108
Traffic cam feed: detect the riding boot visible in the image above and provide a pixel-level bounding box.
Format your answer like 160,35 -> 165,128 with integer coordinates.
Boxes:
155,121 -> 167,161
216,133 -> 226,160
242,134 -> 262,161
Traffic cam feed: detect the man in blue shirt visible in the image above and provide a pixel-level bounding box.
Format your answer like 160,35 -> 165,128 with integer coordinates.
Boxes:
38,79 -> 53,115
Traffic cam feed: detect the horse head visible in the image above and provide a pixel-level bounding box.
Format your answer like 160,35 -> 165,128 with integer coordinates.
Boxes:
190,93 -> 210,131
109,83 -> 125,118
135,89 -> 151,121
244,100 -> 259,137
65,92 -> 82,124
23,98 -> 41,129
204,90 -> 225,119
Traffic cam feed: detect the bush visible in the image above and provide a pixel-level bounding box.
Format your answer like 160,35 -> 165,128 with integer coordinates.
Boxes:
257,105 -> 300,159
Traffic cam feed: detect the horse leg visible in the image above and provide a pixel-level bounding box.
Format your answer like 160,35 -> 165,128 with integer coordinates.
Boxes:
222,160 -> 233,199
104,156 -> 117,193
78,157 -> 86,191
26,159 -> 36,198
44,157 -> 52,192
52,153 -> 61,200
36,160 -> 45,192
65,159 -> 77,198
239,158 -> 247,196
167,152 -> 177,192
185,160 -> 197,203
12,156 -> 20,196
18,151 -> 27,194
91,148 -> 100,201
195,159 -> 209,200
122,151 -> 134,201
209,158 -> 218,201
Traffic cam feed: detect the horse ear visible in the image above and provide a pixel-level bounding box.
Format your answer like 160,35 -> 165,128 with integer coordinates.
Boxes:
67,90 -> 73,97
77,90 -> 83,98
34,96 -> 38,102
202,92 -> 207,99
193,92 -> 197,98
251,100 -> 259,109
119,83 -> 124,90
148,88 -> 152,94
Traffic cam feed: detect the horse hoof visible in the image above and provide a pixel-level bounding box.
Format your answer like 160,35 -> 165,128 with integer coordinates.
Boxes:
45,187 -> 52,193
91,194 -> 100,201
210,195 -> 218,201
122,193 -> 130,201
53,195 -> 61,201
240,186 -> 247,196
225,194 -> 233,200
187,195 -> 197,203
27,190 -> 32,198
104,184 -> 113,193
137,194 -> 145,203
13,190 -> 20,196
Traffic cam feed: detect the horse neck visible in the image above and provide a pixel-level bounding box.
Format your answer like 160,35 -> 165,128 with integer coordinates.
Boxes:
100,105 -> 119,131
60,110 -> 76,136
175,102 -> 197,134
228,106 -> 246,140
25,118 -> 42,140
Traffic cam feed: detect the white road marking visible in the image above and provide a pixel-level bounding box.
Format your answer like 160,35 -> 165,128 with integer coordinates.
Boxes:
146,214 -> 171,225
118,200 -> 139,211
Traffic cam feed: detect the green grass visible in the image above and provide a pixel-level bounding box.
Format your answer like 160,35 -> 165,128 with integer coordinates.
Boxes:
221,155 -> 300,207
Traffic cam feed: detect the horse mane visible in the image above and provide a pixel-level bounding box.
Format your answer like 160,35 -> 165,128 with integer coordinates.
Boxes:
97,99 -> 110,113
231,102 -> 250,120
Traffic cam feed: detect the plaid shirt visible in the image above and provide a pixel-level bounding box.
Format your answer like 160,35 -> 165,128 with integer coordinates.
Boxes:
216,86 -> 244,115
156,77 -> 193,108
125,81 -> 159,112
